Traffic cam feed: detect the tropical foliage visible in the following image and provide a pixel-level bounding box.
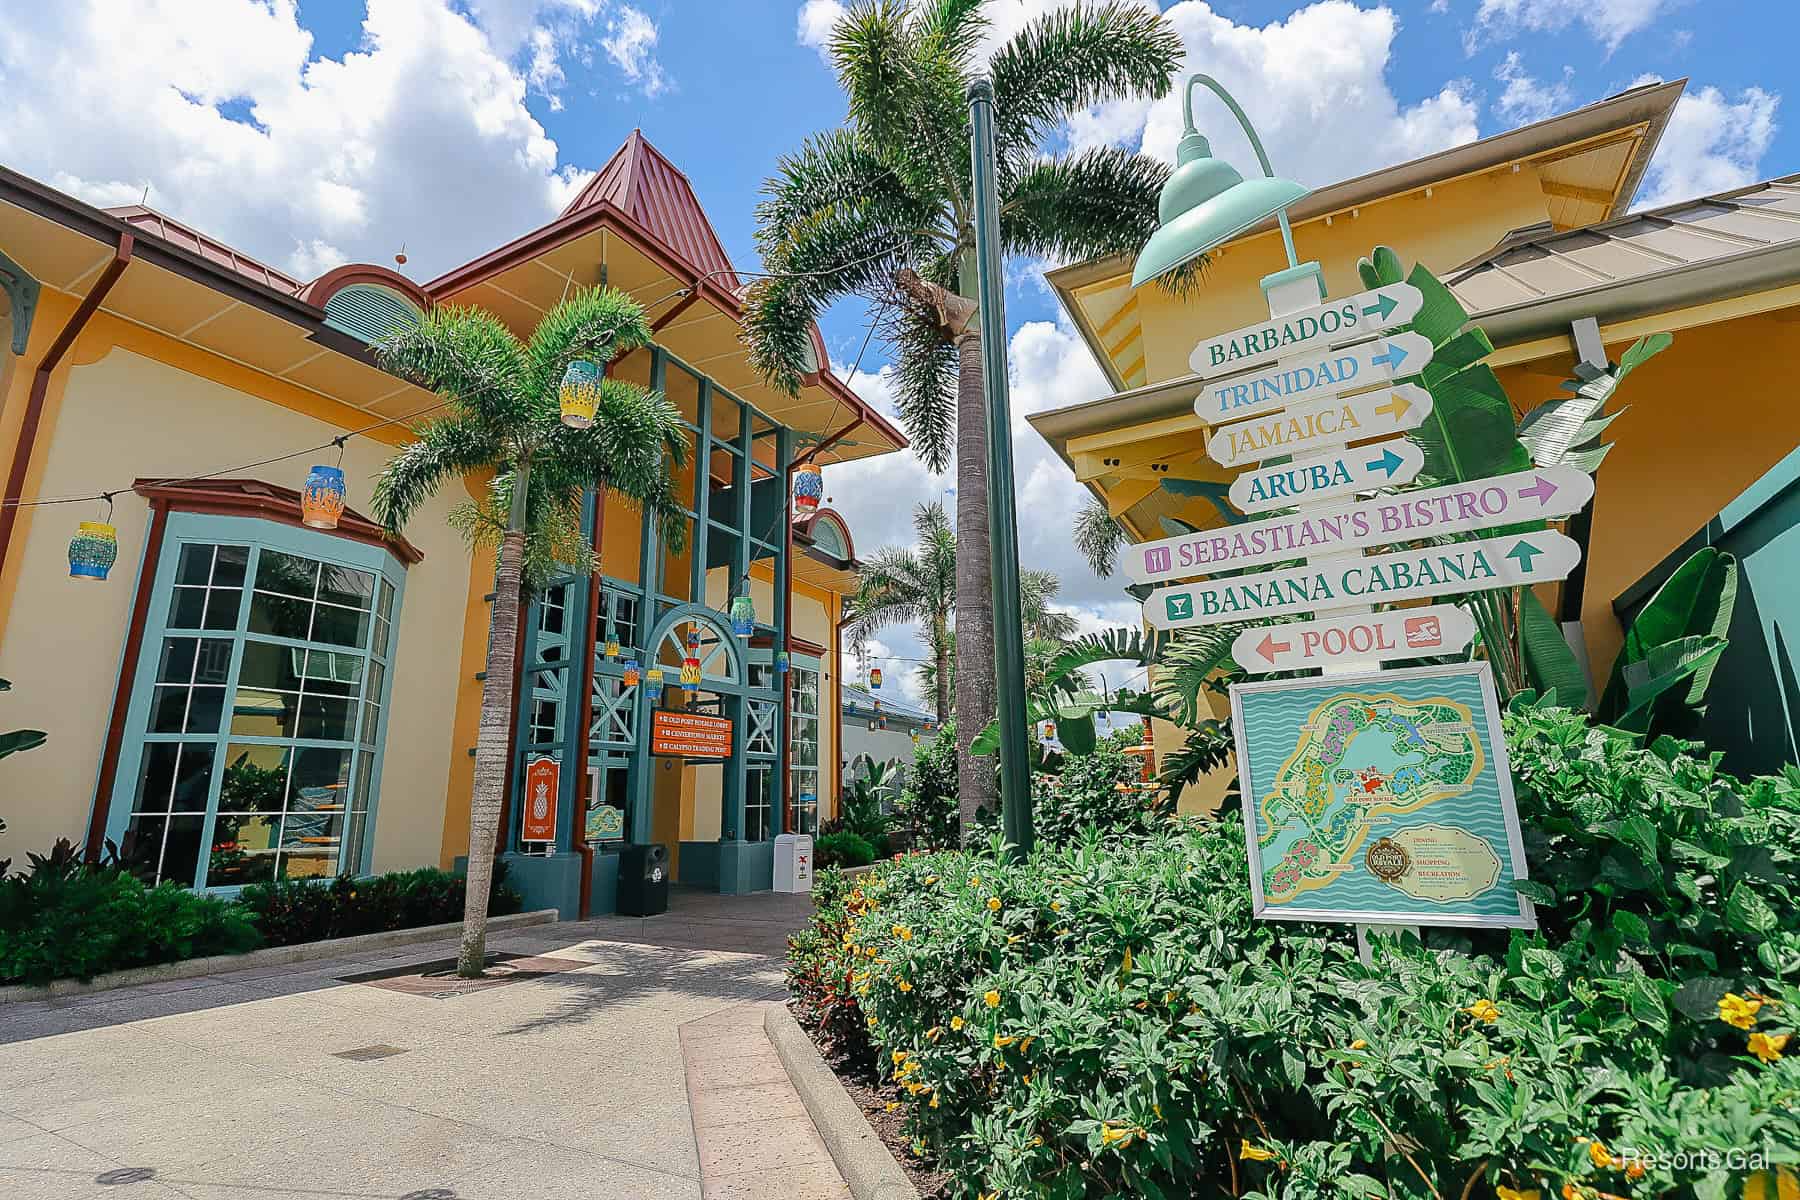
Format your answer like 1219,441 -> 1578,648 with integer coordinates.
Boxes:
1599,546 -> 1739,739
374,286 -> 686,976
746,0 -> 1184,825
847,502 -> 957,722
0,678 -> 45,838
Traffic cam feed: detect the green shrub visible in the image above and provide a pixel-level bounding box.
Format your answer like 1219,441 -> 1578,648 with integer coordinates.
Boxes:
786,867 -> 876,1069
898,718 -> 959,850
795,704 -> 1800,1200
0,842 -> 260,984
1032,738 -> 1168,847
237,862 -> 523,947
815,830 -> 878,869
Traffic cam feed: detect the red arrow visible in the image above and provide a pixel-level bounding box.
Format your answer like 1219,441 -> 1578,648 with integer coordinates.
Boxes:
1257,633 -> 1293,663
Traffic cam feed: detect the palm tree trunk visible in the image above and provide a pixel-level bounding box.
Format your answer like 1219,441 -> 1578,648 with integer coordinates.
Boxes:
952,328 -> 996,832
933,614 -> 950,725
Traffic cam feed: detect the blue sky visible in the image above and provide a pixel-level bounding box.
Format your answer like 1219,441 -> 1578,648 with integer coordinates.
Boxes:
0,0 -> 1790,701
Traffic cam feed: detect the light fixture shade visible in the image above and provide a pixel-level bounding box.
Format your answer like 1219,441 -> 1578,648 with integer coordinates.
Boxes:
621,657 -> 640,687
776,651 -> 790,675
680,656 -> 701,693
301,464 -> 347,530
730,592 -> 755,637
869,667 -> 882,690
645,666 -> 664,701
604,638 -> 620,660
1131,133 -> 1310,287
560,360 -> 603,428
793,462 -> 823,513
68,521 -> 118,580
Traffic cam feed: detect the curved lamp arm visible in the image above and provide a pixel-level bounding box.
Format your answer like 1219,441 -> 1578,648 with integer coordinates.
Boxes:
1182,74 -> 1301,270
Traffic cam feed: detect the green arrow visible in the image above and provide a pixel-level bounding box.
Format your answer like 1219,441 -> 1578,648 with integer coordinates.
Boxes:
1362,292 -> 1398,321
1506,539 -> 1543,572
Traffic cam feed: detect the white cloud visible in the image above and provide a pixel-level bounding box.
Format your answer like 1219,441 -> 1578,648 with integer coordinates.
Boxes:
602,5 -> 668,97
797,0 -> 846,63
1471,0 -> 1681,53
0,0 -> 648,281
1638,81 -> 1781,208
1492,51 -> 1574,126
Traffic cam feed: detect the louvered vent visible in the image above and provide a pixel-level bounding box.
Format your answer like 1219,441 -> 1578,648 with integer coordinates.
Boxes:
324,284 -> 421,345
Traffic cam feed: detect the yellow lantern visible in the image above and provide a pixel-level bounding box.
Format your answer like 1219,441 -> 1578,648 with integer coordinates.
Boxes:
560,360 -> 603,428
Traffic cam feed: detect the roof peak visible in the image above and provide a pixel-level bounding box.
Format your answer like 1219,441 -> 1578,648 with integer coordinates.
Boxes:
557,129 -> 738,289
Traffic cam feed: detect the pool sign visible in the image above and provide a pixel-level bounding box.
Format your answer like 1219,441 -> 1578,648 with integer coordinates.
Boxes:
1190,283 -> 1423,377
1144,530 -> 1581,630
1232,604 -> 1477,674
1208,385 -> 1431,469
1231,439 -> 1424,514
1197,332 -> 1433,423
1124,466 -> 1593,585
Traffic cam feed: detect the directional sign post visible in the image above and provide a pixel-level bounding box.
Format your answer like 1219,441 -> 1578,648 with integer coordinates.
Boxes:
1124,465 -> 1594,585
1208,385 -> 1431,469
1197,331 -> 1433,424
1231,604 -> 1477,673
1190,283 -> 1424,377
1230,438 -> 1424,514
1144,530 -> 1582,630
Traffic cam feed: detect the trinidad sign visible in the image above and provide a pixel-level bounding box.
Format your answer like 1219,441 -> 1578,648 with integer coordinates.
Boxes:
1231,604 -> 1478,674
1197,331 -> 1433,424
1189,284 -> 1424,377
1144,530 -> 1581,630
1229,438 -> 1425,514
1208,385 -> 1431,469
1124,466 -> 1594,585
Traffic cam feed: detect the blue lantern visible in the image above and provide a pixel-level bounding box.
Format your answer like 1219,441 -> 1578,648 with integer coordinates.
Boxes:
793,462 -> 823,514
300,464 -> 347,530
68,521 -> 119,581
730,591 -> 755,637
776,651 -> 790,675
645,667 -> 665,702
559,360 -> 603,428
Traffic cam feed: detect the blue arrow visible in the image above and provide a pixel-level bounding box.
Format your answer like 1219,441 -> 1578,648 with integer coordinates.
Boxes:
1369,340 -> 1409,370
1506,540 -> 1543,572
1364,448 -> 1404,477
1362,293 -> 1398,320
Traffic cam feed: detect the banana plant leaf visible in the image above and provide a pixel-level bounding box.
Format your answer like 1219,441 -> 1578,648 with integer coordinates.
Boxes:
1518,588 -> 1589,707
0,677 -> 45,761
1600,547 -> 1738,721
1612,636 -> 1730,734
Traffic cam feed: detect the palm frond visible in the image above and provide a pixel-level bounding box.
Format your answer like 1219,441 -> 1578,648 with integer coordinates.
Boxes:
376,305 -> 531,431
1020,570 -> 1079,641
521,286 -> 654,404
371,416 -> 504,535
887,303 -> 957,471
1046,626 -> 1159,684
1073,495 -> 1126,579
1001,147 -> 1168,264
1152,625 -> 1245,728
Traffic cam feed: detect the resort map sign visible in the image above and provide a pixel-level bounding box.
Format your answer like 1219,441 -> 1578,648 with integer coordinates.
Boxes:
1231,663 -> 1535,928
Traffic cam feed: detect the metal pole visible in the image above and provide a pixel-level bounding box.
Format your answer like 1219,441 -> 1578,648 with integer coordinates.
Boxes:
967,78 -> 1033,856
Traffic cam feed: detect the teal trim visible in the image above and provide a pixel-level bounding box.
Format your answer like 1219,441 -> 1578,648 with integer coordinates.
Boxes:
105,512 -> 407,890
0,248 -> 41,356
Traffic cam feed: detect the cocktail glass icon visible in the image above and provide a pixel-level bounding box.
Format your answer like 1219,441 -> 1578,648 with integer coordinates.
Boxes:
1403,615 -> 1441,648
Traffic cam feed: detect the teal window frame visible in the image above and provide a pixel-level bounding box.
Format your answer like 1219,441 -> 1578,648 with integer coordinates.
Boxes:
104,512 -> 408,892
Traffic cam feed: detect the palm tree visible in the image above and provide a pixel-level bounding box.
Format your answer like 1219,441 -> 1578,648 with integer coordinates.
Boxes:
746,0 -> 1182,828
847,502 -> 957,723
373,287 -> 687,977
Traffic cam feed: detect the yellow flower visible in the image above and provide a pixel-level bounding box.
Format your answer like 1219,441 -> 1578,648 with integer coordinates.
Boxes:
1350,1039 -> 1368,1051
1749,1031 -> 1789,1063
987,897 -> 1002,912
1020,1036 -> 1035,1054
994,1034 -> 1016,1049
926,1026 -> 943,1042
1239,1139 -> 1278,1162
885,1101 -> 899,1112
924,875 -> 938,885
1720,993 -> 1764,1030
1024,1072 -> 1033,1084
865,946 -> 878,958
985,990 -> 1001,1009
1496,1187 -> 1540,1200
1587,1140 -> 1615,1169
892,1050 -> 908,1065
969,874 -> 981,887
897,979 -> 913,992
893,924 -> 913,941
928,1092 -> 938,1108
1465,998 -> 1500,1023
1050,900 -> 1062,912
951,1015 -> 965,1031
1121,947 -> 1134,974
1625,1159 -> 1646,1181
1100,1122 -> 1139,1146
979,1193 -> 997,1200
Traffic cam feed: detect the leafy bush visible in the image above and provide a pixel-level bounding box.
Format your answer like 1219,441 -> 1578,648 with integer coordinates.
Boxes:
898,718 -> 959,850
0,842 -> 260,984
795,704 -> 1800,1200
786,867 -> 875,1068
815,830 -> 878,869
836,759 -> 897,850
1032,738 -> 1169,847
237,862 -> 523,947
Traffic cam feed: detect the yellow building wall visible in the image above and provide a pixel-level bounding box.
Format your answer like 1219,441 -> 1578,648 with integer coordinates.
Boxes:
0,343 -> 472,872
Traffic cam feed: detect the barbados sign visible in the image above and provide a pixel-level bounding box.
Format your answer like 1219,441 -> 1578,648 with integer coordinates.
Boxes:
1144,530 -> 1581,630
1123,466 -> 1593,585
1208,385 -> 1430,469
1231,439 -> 1424,514
1231,604 -> 1477,674
1190,283 -> 1423,377
1197,332 -> 1433,424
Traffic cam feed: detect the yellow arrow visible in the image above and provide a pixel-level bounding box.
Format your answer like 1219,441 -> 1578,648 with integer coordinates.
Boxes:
1374,393 -> 1411,422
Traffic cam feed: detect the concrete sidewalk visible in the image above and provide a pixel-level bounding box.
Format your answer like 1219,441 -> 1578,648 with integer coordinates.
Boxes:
0,891 -> 844,1200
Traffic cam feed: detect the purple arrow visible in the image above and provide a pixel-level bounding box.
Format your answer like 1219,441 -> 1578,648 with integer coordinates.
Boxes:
1517,474 -> 1559,505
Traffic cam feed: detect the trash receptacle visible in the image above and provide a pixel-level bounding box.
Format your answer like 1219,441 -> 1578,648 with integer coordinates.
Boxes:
774,833 -> 814,894
618,843 -> 670,916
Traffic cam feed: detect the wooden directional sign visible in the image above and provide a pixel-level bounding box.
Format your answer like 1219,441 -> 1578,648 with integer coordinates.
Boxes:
1232,604 -> 1478,674
1145,530 -> 1582,630
1230,438 -> 1424,514
1190,283 -> 1423,377
1123,466 -> 1594,585
1197,332 -> 1433,424
1208,385 -> 1431,470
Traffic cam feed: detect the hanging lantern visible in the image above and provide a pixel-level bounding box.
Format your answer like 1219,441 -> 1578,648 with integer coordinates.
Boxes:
681,628 -> 702,694
911,730 -> 920,745
869,667 -> 882,691
603,625 -> 620,660
645,667 -> 664,702
300,464 -> 347,530
1043,720 -> 1057,740
67,521 -> 118,581
776,651 -> 790,675
559,360 -> 603,429
621,657 -> 640,688
730,591 -> 756,638
793,462 -> 823,513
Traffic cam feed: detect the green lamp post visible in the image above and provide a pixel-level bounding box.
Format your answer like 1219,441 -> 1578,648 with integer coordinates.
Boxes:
1131,75 -> 1322,304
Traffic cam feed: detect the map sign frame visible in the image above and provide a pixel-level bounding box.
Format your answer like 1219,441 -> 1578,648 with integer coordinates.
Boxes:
1230,661 -> 1536,930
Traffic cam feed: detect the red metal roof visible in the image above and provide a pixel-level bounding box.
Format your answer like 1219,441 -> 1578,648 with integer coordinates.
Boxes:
560,130 -> 740,291
105,204 -> 304,297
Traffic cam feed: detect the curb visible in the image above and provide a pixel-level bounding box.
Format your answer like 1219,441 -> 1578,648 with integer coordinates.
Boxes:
0,909 -> 560,1004
765,1002 -> 918,1200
